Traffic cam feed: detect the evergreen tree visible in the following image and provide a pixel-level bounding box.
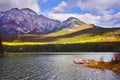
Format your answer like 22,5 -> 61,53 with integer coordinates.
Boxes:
0,38 -> 3,54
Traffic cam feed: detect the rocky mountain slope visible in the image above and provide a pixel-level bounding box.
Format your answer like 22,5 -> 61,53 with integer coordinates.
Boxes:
0,8 -> 85,36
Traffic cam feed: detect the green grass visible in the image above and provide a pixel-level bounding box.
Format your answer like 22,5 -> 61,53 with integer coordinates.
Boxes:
47,24 -> 93,37
3,34 -> 120,46
46,24 -> 120,44
3,42 -> 44,46
3,24 -> 120,45
2,24 -> 120,52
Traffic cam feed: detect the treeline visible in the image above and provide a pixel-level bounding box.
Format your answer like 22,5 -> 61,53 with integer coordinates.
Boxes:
0,38 -> 3,54
3,42 -> 120,52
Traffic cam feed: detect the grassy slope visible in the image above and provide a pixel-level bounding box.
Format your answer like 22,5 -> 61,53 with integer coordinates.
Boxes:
3,24 -> 120,46
47,24 -> 120,43
47,24 -> 93,37
3,24 -> 120,52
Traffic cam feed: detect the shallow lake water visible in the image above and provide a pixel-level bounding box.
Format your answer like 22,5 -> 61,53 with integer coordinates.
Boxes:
0,52 -> 120,80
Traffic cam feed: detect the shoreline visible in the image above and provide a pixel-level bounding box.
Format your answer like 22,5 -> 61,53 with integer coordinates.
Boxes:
0,52 -> 115,57
1,53 -> 120,73
87,61 -> 120,73
0,53 -> 85,57
3,42 -> 120,52
74,59 -> 120,73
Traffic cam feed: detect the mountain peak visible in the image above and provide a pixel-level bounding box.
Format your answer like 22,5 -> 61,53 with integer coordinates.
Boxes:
6,8 -> 21,13
67,17 -> 80,21
0,8 -> 88,36
21,8 -> 37,16
9,8 -> 19,11
61,17 -> 86,29
39,15 -> 48,19
66,17 -> 86,24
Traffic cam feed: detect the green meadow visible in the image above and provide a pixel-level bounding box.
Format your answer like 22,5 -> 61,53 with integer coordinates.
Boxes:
2,24 -> 120,52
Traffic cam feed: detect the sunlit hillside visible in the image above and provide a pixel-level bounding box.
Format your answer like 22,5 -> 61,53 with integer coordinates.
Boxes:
3,24 -> 120,46
47,24 -> 94,37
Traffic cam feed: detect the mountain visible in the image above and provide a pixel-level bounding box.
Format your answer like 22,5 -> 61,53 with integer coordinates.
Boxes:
4,24 -> 119,42
1,8 -> 120,43
44,24 -> 120,42
0,8 -> 86,36
61,17 -> 86,29
32,15 -> 61,34
0,8 -> 36,35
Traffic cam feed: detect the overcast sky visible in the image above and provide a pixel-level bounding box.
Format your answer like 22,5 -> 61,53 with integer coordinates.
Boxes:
0,0 -> 120,27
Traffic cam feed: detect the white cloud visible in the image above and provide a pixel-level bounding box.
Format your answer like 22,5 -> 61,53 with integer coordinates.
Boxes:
48,12 -> 100,24
52,1 -> 68,13
70,0 -> 120,15
48,12 -> 120,27
48,0 -> 120,27
99,12 -> 120,27
79,13 -> 101,24
1,0 -> 120,27
0,0 -> 40,14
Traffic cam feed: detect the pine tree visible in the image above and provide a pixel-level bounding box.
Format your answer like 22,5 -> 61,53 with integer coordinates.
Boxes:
0,38 -> 3,54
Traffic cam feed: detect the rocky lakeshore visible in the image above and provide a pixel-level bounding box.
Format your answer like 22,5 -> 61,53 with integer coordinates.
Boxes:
74,59 -> 120,73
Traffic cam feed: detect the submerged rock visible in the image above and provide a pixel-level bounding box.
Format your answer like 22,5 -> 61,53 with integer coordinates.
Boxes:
73,59 -> 91,64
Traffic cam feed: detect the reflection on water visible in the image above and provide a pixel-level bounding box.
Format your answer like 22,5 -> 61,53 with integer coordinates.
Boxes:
0,52 -> 120,80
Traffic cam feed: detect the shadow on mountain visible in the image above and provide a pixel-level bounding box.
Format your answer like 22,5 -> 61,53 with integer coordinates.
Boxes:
2,27 -> 120,42
37,27 -> 120,42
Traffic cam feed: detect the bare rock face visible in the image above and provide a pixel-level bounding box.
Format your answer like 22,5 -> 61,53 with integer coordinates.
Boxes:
0,8 -> 86,36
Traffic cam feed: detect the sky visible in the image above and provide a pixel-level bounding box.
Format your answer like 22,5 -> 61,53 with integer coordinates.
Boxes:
0,0 -> 120,27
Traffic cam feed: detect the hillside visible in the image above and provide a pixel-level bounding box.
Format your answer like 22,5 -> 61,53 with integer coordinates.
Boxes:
46,24 -> 120,43
2,23 -> 120,52
0,8 -> 85,36
44,24 -> 120,44
1,8 -> 120,52
3,24 -> 120,46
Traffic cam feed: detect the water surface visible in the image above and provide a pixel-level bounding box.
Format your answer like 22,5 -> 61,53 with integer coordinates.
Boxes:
0,52 -> 120,80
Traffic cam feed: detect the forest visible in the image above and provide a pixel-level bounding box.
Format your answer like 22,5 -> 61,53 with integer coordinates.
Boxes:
3,42 -> 120,52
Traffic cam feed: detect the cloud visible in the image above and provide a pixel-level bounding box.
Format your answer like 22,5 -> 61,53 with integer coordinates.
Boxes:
69,0 -> 120,15
0,0 -> 40,14
52,1 -> 68,13
48,12 -> 100,24
0,0 -> 120,27
48,12 -> 120,27
99,12 -> 120,27
48,0 -> 120,27
69,0 -> 120,27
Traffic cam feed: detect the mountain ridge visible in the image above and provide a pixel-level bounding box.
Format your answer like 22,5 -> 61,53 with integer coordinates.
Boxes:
0,8 -> 120,42
0,8 -> 86,36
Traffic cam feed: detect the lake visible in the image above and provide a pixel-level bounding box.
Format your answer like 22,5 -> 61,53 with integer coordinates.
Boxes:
0,52 -> 120,80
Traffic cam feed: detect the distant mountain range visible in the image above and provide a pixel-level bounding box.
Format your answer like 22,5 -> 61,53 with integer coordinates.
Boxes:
0,8 -> 85,36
